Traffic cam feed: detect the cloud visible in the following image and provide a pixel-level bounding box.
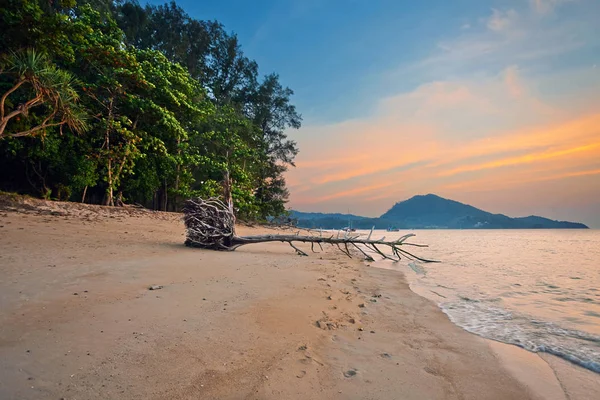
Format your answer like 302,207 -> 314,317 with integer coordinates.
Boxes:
438,143 -> 600,177
308,181 -> 401,203
530,0 -> 573,14
441,167 -> 600,193
503,65 -> 524,97
487,9 -> 518,32
385,0 -> 596,89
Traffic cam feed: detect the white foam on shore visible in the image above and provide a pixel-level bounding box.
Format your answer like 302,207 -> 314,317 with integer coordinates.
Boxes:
440,300 -> 600,373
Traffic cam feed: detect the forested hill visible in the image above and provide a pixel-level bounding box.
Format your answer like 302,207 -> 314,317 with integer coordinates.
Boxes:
380,194 -> 588,228
291,194 -> 589,229
0,0 -> 301,219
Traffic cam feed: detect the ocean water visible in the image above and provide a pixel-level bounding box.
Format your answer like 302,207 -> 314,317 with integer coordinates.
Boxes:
369,229 -> 600,373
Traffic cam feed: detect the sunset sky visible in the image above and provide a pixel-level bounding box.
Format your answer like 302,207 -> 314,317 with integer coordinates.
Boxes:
150,0 -> 600,227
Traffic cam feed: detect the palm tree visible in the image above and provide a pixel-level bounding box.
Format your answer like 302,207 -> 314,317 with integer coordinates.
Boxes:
0,49 -> 88,139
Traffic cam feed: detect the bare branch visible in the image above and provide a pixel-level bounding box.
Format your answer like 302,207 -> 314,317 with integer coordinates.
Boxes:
289,241 -> 308,256
351,242 -> 375,262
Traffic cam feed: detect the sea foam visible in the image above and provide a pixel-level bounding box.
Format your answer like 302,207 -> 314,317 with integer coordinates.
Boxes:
440,300 -> 600,373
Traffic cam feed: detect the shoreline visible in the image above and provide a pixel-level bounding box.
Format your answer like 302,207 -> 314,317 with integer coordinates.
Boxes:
392,262 -> 600,400
0,199 -> 597,399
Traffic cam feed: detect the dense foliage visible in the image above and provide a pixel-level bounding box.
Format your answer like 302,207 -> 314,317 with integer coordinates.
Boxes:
0,0 -> 301,219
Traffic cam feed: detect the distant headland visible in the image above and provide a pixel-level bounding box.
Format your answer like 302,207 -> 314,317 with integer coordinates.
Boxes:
291,194 -> 589,229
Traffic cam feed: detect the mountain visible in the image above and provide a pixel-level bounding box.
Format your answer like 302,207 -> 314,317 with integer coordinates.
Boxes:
291,194 -> 588,229
381,194 -> 491,228
512,216 -> 589,229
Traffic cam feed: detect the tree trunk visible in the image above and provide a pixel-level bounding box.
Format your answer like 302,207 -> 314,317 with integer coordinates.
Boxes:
173,136 -> 181,212
115,191 -> 124,207
106,158 -> 114,206
103,97 -> 115,206
162,179 -> 168,212
223,169 -> 232,211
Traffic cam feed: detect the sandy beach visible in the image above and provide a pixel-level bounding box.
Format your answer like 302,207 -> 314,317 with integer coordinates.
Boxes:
0,196 -> 598,399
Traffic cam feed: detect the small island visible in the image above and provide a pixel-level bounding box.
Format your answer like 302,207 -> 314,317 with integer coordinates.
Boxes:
291,194 -> 589,229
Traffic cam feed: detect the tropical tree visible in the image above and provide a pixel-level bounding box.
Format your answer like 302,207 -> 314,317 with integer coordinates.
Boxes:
248,73 -> 302,217
0,49 -> 87,139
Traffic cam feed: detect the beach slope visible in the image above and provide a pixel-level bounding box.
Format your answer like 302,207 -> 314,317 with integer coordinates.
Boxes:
0,199 -> 543,399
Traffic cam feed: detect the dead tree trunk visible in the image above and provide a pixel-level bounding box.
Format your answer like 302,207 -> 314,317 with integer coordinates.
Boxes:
183,197 -> 437,263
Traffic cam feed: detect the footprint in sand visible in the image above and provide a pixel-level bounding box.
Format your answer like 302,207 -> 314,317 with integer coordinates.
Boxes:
424,366 -> 441,376
343,369 -> 357,378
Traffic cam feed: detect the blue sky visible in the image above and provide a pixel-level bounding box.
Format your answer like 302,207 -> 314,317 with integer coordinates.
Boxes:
145,0 -> 478,122
146,0 -> 600,227
146,0 -> 599,123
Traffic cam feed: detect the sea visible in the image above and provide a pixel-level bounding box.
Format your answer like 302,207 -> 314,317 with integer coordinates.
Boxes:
368,229 -> 600,373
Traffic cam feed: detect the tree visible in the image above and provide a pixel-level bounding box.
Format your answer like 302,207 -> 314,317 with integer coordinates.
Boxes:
0,49 -> 87,139
203,28 -> 258,106
121,48 -> 213,211
189,105 -> 264,217
250,73 -> 301,164
249,73 -> 302,218
116,1 -> 258,105
0,0 -> 78,62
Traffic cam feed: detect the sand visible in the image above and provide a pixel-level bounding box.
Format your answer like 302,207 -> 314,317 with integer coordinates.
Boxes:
0,196 -> 597,399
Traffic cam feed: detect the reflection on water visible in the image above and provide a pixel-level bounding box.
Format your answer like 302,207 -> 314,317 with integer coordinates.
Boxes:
368,229 -> 600,373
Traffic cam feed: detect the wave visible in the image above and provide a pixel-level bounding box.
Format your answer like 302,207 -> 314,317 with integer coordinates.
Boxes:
440,300 -> 600,373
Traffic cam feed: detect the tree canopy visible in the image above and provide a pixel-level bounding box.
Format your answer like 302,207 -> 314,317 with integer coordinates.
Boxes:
0,0 -> 301,219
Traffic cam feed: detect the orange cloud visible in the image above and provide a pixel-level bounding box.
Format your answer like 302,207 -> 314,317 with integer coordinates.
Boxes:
287,108 -> 600,215
548,168 -> 600,180
440,162 -> 600,193
313,181 -> 400,203
295,153 -> 373,169
427,112 -> 600,171
313,157 -> 429,185
439,142 -> 600,177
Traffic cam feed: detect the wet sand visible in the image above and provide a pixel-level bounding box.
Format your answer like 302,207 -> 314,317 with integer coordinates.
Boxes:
0,197 -> 595,399
398,265 -> 600,400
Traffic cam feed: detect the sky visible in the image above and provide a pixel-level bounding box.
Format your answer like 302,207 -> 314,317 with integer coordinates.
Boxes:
147,0 -> 600,227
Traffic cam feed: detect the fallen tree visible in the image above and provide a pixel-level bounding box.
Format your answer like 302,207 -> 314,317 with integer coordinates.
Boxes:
183,197 -> 438,263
